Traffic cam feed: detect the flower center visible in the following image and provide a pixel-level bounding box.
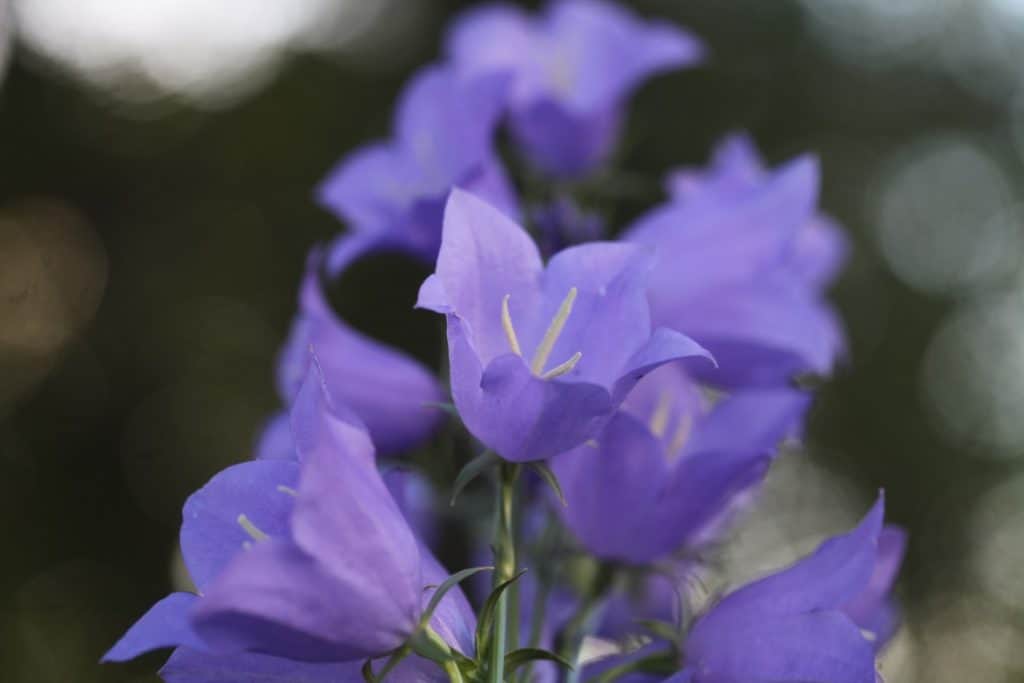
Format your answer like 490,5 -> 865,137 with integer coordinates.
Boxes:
502,287 -> 583,380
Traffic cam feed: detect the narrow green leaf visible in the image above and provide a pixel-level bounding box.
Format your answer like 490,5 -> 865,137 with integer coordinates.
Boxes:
505,648 -> 573,675
420,566 -> 493,628
450,450 -> 501,506
529,460 -> 566,506
474,569 -> 528,661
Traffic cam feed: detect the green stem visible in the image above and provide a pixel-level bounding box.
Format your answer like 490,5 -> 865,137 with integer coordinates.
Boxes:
491,463 -> 520,682
442,659 -> 465,683
374,644 -> 411,681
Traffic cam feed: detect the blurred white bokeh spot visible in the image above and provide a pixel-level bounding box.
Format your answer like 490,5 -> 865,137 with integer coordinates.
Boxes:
873,135 -> 1019,295
12,0 -> 412,105
970,471 -> 1024,609
921,289 -> 1024,458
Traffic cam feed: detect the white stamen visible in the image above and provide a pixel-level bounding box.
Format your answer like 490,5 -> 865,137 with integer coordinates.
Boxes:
668,414 -> 694,460
277,485 -> 297,497
541,351 -> 582,380
237,514 -> 268,543
649,391 -> 673,438
531,287 -> 578,375
501,294 -> 522,356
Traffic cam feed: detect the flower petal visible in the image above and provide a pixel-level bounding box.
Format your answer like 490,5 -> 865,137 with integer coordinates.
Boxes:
611,327 -> 714,404
553,411 -> 669,563
682,388 -> 810,457
448,315 -> 612,462
278,246 -> 443,455
102,593 -> 205,662
161,648 -> 365,683
711,495 -> 885,618
418,189 -> 543,364
688,611 -> 876,683
630,155 -> 819,296
181,459 -> 300,590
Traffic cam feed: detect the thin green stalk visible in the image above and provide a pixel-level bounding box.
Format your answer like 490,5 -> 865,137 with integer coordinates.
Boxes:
491,463 -> 520,682
442,660 -> 466,683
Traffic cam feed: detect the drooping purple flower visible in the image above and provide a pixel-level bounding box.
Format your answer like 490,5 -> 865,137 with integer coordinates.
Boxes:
624,133 -> 848,387
266,241 -> 443,457
417,189 -> 712,463
318,64 -> 517,268
104,362 -> 474,681
447,0 -> 704,177
553,363 -> 809,564
666,495 -> 901,683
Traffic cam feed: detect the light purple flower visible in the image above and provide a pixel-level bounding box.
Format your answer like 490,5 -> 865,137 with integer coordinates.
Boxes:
668,495 -> 900,683
104,362 -> 474,680
318,64 -> 517,267
553,363 -> 809,564
447,0 -> 704,177
268,241 -> 443,456
625,133 -> 848,387
417,189 -> 712,462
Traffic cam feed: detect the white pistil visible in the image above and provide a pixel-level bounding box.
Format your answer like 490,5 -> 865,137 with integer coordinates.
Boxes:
541,351 -> 583,380
531,287 -> 578,375
237,514 -> 268,544
648,391 -> 673,438
276,485 -> 297,497
501,294 -> 522,356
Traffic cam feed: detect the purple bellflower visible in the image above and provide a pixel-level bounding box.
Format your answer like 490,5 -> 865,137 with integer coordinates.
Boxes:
416,189 -> 712,463
104,362 -> 474,681
264,242 -> 443,457
446,0 -> 704,177
317,64 -> 517,268
553,363 -> 809,564
624,134 -> 848,387
665,495 -> 902,683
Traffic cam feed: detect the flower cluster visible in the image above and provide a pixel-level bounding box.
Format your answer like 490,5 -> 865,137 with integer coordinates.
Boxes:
105,2 -> 902,682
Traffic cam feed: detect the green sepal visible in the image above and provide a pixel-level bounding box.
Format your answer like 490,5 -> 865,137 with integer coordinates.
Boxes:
474,568 -> 528,660
504,647 -> 574,675
420,566 -> 493,629
361,659 -> 375,683
450,450 -> 501,506
528,460 -> 566,506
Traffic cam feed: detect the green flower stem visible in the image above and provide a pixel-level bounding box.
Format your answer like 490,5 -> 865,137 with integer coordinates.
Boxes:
442,659 -> 466,683
491,462 -> 520,682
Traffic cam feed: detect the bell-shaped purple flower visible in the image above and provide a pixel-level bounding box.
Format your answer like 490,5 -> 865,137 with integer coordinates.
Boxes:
318,64 -> 517,267
446,0 -> 704,177
267,241 -> 443,457
104,362 -> 474,680
668,495 -> 902,683
624,133 -> 848,387
553,363 -> 809,564
417,189 -> 712,462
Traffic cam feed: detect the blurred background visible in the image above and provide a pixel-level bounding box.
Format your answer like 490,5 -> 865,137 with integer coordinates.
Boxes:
1,0 -> 1023,680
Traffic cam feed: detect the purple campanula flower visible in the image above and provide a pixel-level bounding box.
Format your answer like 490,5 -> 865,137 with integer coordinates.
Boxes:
447,0 -> 704,177
318,64 -> 517,268
624,134 -> 848,388
416,189 -> 712,463
664,495 -> 901,683
104,363 -> 474,681
266,240 -> 443,457
553,363 -> 809,564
